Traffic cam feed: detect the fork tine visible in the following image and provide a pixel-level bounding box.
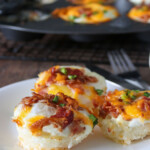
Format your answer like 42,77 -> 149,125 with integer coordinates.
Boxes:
114,50 -> 129,73
107,51 -> 119,74
111,51 -> 124,74
120,49 -> 136,71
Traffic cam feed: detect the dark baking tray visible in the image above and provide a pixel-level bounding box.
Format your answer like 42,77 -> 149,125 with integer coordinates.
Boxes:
0,0 -> 150,35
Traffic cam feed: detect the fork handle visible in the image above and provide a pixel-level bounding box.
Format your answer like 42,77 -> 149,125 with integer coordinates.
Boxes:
136,78 -> 150,90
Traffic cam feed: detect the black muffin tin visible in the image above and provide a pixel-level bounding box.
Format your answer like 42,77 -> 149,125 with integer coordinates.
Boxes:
0,0 -> 150,41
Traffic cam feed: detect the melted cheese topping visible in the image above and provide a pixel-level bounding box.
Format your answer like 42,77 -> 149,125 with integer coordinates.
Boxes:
52,3 -> 119,24
105,90 -> 150,121
128,5 -> 150,23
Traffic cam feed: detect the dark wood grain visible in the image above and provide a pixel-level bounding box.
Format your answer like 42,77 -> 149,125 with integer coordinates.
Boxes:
0,60 -> 149,88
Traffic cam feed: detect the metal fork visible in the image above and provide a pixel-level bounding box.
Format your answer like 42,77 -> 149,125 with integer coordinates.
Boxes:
107,49 -> 150,90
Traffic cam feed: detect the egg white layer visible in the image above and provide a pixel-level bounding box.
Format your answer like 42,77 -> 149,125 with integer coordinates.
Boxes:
100,115 -> 150,144
14,103 -> 93,149
129,0 -> 150,5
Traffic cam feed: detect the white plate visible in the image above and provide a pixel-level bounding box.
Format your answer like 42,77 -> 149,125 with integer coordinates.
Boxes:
0,79 -> 150,150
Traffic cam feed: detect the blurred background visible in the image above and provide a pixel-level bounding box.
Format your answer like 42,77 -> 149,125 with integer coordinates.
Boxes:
0,0 -> 150,89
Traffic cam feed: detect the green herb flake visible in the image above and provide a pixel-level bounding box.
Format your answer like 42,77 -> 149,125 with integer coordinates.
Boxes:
52,96 -> 59,103
121,93 -> 128,101
126,90 -> 131,96
68,75 -> 77,80
133,90 -> 140,93
89,114 -> 98,127
96,89 -> 103,96
59,103 -> 65,107
103,10 -> 108,13
68,16 -> 77,21
131,95 -> 136,100
60,68 -> 67,75
81,13 -> 87,17
144,92 -> 150,97
93,11 -> 98,15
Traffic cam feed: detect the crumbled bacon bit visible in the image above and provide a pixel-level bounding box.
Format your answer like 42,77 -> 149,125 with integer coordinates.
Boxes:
70,119 -> 85,135
29,107 -> 74,133
99,101 -> 120,118
139,100 -> 150,112
78,7 -> 93,17
107,128 -> 111,133
51,107 -> 74,129
140,14 -> 150,22
29,117 -> 51,133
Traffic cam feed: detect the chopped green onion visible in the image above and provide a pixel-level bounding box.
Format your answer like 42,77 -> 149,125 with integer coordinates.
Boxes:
93,11 -> 99,15
81,13 -> 86,17
89,114 -> 98,127
121,93 -> 130,104
133,90 -> 140,93
68,75 -> 77,80
121,93 -> 128,101
126,90 -> 131,96
131,95 -> 136,100
60,68 -> 67,75
68,16 -> 77,21
60,103 -> 65,107
144,92 -> 150,97
96,89 -> 103,96
52,96 -> 59,103
103,10 -> 108,13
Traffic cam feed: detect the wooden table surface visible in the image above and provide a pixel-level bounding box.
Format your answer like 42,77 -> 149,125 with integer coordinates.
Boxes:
0,59 -> 150,88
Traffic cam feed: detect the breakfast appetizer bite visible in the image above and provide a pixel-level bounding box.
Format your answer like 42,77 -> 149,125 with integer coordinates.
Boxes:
129,0 -> 150,5
13,92 -> 96,150
68,0 -> 115,5
34,65 -> 106,118
128,5 -> 150,23
99,89 -> 150,144
52,3 -> 119,24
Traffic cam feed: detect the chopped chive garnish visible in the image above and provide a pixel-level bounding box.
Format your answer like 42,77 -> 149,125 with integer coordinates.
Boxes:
103,10 -> 108,13
121,93 -> 130,104
52,96 -> 59,103
60,103 -> 65,107
144,92 -> 150,97
121,93 -> 128,101
68,75 -> 77,80
93,11 -> 98,15
89,114 -> 98,127
60,68 -> 67,75
81,13 -> 86,17
96,89 -> 103,96
126,90 -> 131,96
68,16 -> 77,21
131,95 -> 136,100
133,90 -> 140,93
